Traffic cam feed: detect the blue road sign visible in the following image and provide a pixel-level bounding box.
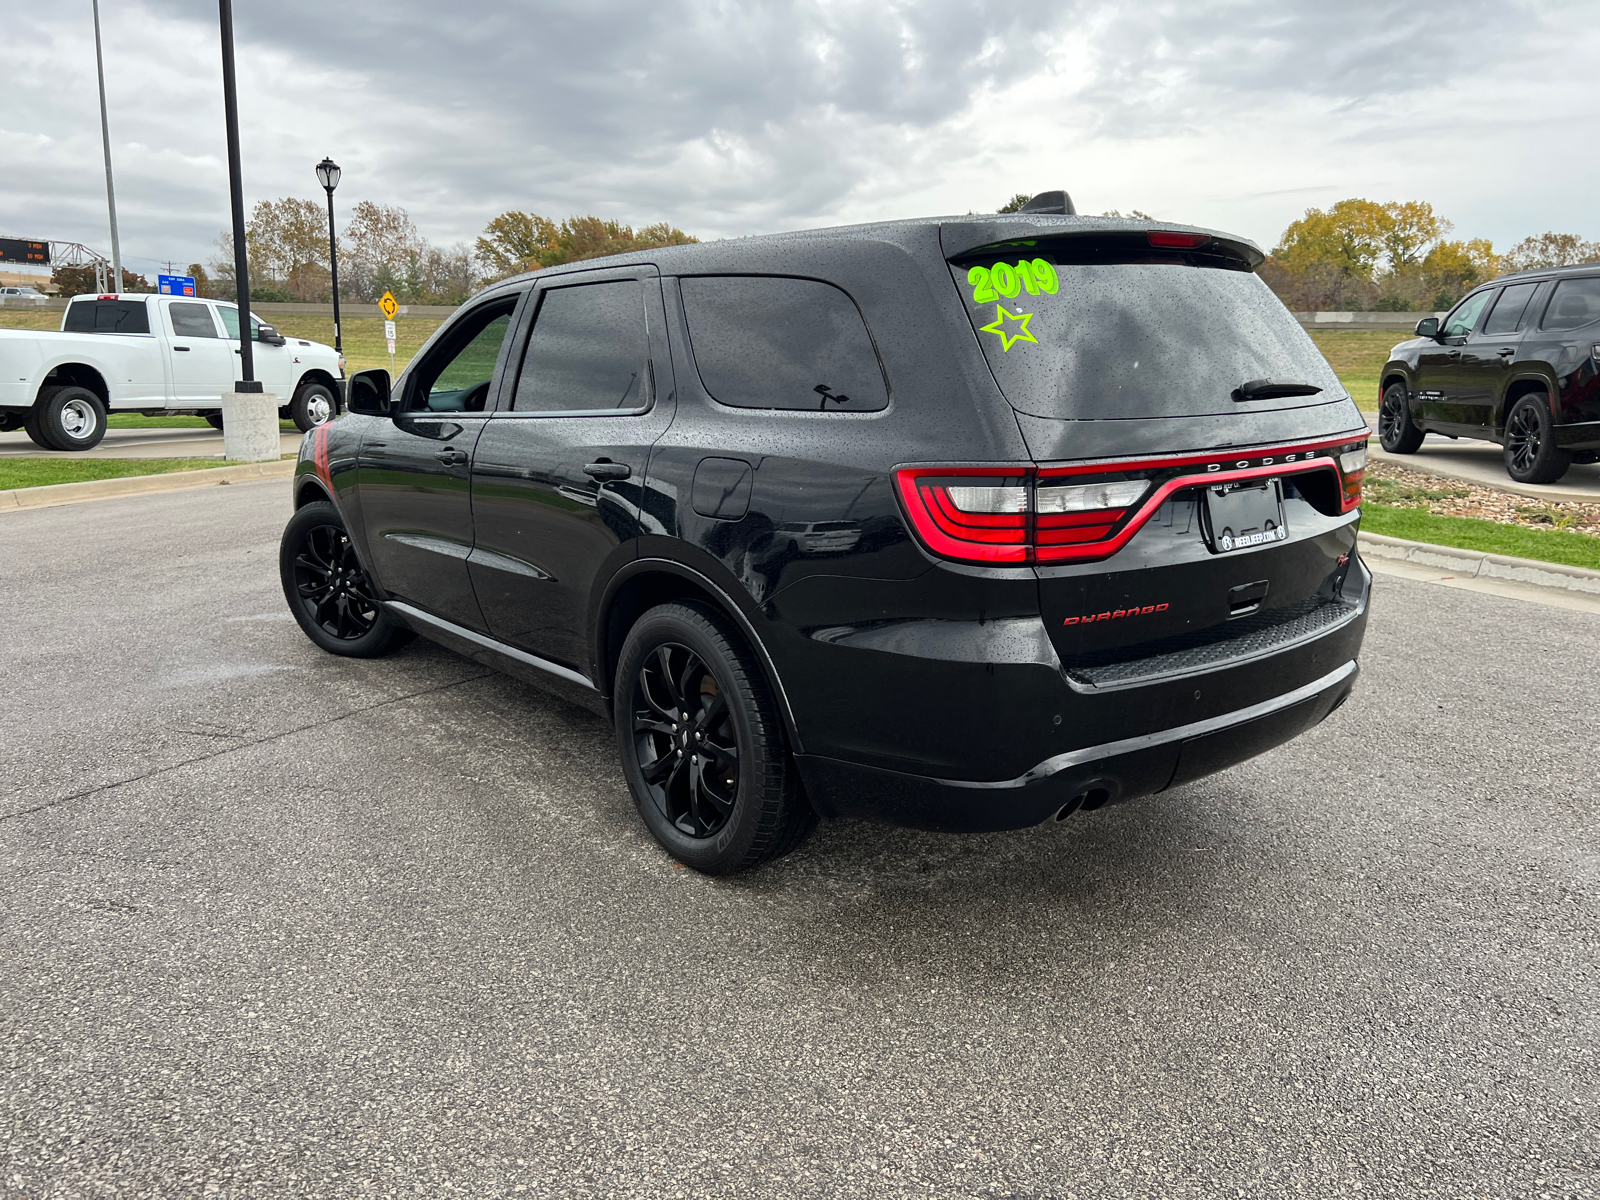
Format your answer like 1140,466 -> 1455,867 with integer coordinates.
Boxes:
158,274 -> 197,297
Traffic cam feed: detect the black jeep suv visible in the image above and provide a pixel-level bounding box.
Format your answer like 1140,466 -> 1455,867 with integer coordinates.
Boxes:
280,199 -> 1371,873
1378,264 -> 1600,483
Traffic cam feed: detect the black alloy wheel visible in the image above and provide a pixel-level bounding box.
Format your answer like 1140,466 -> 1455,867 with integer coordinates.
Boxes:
1378,382 -> 1424,454
615,602 -> 814,874
633,642 -> 742,839
279,500 -> 414,657
1503,393 -> 1571,485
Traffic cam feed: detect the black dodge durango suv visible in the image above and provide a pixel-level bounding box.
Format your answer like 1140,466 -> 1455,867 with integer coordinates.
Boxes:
281,198 -> 1372,873
1378,263 -> 1600,483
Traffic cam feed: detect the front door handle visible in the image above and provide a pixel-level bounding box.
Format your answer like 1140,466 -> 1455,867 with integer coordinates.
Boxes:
583,461 -> 631,480
1498,348 -> 1515,357
435,447 -> 469,466
173,345 -> 191,352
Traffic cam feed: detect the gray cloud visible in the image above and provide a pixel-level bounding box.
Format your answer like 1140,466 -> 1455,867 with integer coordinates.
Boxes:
3,0 -> 1594,276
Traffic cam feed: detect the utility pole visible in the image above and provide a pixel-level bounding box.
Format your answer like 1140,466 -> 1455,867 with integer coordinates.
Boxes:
218,0 -> 256,390
92,0 -> 123,292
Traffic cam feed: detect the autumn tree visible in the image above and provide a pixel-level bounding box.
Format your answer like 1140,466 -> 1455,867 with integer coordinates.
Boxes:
1502,232 -> 1600,271
476,211 -> 698,280
997,193 -> 1032,213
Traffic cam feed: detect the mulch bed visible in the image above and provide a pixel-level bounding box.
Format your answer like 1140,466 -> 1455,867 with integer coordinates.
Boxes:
1365,459 -> 1600,536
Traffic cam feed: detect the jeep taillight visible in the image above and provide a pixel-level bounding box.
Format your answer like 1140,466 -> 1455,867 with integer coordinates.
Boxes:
895,434 -> 1368,566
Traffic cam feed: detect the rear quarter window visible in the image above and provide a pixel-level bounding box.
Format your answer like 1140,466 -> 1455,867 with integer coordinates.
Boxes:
948,238 -> 1343,421
63,299 -> 151,334
679,276 -> 887,412
1540,277 -> 1600,331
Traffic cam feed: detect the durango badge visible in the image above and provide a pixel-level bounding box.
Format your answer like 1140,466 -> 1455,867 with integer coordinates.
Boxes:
1064,603 -> 1169,627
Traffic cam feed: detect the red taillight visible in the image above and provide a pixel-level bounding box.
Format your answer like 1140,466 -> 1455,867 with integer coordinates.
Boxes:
895,436 -> 1367,565
1148,231 -> 1209,249
896,470 -> 1030,563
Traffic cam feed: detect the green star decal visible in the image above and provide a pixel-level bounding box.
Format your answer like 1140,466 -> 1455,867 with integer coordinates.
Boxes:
979,304 -> 1037,352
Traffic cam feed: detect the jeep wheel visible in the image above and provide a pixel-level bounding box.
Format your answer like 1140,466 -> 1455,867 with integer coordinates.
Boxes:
290,382 -> 336,432
1504,393 -> 1571,485
27,386 -> 107,451
1378,383 -> 1424,454
615,602 -> 814,874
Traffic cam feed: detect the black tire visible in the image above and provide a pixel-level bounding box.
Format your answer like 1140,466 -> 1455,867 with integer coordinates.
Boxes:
27,385 -> 107,451
1503,393 -> 1571,485
205,412 -> 224,430
279,501 -> 414,657
1378,382 -> 1424,454
615,601 -> 815,874
289,382 -> 337,432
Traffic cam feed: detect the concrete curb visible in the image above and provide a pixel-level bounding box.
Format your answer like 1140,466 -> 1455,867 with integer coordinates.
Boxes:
1358,531 -> 1600,597
0,459 -> 294,512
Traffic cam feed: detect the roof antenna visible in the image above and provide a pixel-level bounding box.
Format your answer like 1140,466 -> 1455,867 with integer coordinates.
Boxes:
1017,190 -> 1076,216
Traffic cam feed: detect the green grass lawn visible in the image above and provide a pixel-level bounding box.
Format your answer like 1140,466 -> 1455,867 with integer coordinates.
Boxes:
105,414 -> 297,430
1362,504 -> 1600,571
0,456 -> 257,491
1307,329 -> 1402,412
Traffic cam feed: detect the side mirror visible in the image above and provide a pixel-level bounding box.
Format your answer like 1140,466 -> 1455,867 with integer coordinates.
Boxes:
1414,317 -> 1440,339
256,323 -> 287,346
345,368 -> 391,416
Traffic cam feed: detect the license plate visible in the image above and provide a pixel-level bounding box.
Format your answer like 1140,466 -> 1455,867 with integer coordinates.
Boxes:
1203,480 -> 1287,553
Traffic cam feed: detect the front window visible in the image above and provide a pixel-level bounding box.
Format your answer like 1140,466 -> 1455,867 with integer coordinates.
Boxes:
408,301 -> 517,413
214,304 -> 263,341
1441,290 -> 1492,339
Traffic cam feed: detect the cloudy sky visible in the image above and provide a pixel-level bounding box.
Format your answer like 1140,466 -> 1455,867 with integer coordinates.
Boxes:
6,0 -> 1598,279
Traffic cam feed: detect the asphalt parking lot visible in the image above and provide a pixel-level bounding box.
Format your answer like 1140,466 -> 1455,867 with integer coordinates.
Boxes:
2,481 -> 1596,1200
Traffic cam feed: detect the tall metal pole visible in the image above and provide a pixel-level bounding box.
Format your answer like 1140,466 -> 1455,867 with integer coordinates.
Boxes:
217,0 -> 256,389
324,187 -> 342,354
92,0 -> 123,292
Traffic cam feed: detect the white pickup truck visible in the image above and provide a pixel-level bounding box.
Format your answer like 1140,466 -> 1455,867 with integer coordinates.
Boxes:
0,293 -> 343,450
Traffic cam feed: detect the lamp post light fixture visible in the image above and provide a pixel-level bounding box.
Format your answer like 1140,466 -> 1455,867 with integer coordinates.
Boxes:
315,157 -> 343,355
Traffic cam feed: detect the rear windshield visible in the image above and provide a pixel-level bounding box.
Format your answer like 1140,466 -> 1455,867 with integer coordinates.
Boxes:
63,299 -> 151,334
948,238 -> 1342,420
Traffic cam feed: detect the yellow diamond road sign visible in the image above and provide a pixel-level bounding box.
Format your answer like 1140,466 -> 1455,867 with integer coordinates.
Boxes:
378,291 -> 398,320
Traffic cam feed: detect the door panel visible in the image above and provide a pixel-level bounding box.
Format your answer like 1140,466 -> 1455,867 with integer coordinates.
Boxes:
165,301 -> 233,403
354,295 -> 524,630
1460,281 -> 1540,431
1422,289 -> 1494,426
468,269 -> 675,673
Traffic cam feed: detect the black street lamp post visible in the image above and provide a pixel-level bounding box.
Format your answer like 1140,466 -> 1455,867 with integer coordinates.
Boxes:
217,0 -> 257,391
315,157 -> 343,355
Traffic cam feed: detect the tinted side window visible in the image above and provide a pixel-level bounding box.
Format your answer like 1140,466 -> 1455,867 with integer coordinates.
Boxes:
680,276 -> 887,412
512,280 -> 648,413
63,300 -> 150,334
1441,290 -> 1492,339
1482,282 -> 1539,335
169,302 -> 219,338
410,303 -> 516,413
1540,277 -> 1600,331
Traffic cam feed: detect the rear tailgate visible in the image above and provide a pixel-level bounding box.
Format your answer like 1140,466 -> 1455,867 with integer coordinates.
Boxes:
940,226 -> 1370,689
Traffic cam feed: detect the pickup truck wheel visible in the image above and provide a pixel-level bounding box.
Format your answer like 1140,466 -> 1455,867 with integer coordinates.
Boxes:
29,386 -> 107,451
1504,394 -> 1571,485
1378,383 -> 1424,454
205,412 -> 224,430
280,501 -> 414,658
290,382 -> 336,432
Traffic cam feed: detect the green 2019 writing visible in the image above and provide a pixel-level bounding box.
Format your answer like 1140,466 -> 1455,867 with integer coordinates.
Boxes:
967,259 -> 1059,303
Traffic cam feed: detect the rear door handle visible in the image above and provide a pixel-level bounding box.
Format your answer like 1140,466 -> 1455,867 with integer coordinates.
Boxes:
173,345 -> 191,352
583,461 -> 631,480
1498,347 -> 1515,357
435,448 -> 469,466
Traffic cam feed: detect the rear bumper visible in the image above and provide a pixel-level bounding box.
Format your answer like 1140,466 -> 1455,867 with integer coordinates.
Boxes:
1554,420 -> 1600,452
796,659 -> 1358,832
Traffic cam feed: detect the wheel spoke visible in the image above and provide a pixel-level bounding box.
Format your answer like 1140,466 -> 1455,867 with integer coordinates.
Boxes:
691,694 -> 727,735
654,646 -> 683,712
640,747 -> 678,785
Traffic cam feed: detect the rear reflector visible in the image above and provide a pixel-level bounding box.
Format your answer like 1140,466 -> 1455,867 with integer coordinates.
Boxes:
1148,231 -> 1209,249
895,435 -> 1368,565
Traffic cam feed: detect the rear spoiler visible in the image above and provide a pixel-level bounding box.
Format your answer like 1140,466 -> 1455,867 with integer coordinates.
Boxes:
939,217 -> 1265,271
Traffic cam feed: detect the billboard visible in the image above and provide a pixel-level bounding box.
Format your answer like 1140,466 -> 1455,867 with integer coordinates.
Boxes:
158,274 -> 197,297
0,238 -> 51,267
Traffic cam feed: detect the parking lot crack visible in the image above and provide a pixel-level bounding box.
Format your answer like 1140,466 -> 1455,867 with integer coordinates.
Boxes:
0,672 -> 493,824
